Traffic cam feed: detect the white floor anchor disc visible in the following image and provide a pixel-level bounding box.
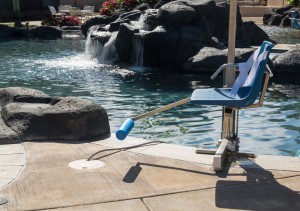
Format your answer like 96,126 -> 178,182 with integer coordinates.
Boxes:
0,197 -> 8,205
68,159 -> 105,170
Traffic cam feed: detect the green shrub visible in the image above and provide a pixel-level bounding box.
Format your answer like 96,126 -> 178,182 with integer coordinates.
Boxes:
287,0 -> 300,7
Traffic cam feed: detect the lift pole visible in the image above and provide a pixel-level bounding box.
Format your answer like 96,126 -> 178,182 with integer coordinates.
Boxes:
213,0 -> 238,170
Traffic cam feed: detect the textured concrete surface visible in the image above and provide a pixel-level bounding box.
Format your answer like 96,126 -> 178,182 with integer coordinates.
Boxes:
0,143 -> 25,190
0,136 -> 299,210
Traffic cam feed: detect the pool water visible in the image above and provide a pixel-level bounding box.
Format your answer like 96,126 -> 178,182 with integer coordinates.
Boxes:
259,25 -> 300,44
0,38 -> 299,156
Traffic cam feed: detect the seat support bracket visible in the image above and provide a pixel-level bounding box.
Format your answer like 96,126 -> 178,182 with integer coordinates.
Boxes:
196,138 -> 255,171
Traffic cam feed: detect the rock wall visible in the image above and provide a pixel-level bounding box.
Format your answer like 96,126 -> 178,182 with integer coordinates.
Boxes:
82,0 -> 273,72
263,5 -> 295,26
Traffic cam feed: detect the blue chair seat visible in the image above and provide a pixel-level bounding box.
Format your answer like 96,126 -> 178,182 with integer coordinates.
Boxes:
190,41 -> 274,109
191,86 -> 253,107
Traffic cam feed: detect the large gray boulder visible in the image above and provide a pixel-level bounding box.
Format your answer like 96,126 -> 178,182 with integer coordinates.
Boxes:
0,87 -> 48,144
81,15 -> 119,37
206,2 -> 243,44
274,5 -> 294,15
0,87 -> 110,144
143,25 -> 179,69
154,0 -> 175,9
183,47 -> 254,72
27,26 -> 62,39
183,0 -> 216,16
263,6 -> 296,27
241,21 -> 273,46
115,23 -> 139,63
273,49 -> 300,74
268,14 -> 282,26
0,24 -> 12,38
142,9 -> 162,30
157,1 -> 196,25
118,10 -> 143,21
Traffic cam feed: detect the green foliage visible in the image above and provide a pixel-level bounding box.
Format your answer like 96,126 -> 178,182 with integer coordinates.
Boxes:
99,0 -> 157,16
287,0 -> 300,7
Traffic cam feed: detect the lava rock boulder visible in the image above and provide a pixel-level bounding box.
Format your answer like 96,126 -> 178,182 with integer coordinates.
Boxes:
273,49 -> 300,74
0,87 -> 110,144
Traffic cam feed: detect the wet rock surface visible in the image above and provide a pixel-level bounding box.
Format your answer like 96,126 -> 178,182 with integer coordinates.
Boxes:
263,6 -> 294,26
84,0 -> 273,72
0,24 -> 12,38
81,15 -> 119,37
0,25 -> 62,40
26,26 -> 62,39
183,47 -> 255,72
272,49 -> 300,74
0,87 -> 110,144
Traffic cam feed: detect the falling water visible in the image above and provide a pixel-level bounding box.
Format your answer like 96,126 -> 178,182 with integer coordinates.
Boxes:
130,14 -> 149,70
85,30 -> 119,64
98,32 -> 119,64
132,34 -> 144,67
85,13 -> 149,67
132,13 -> 148,31
85,30 -> 103,60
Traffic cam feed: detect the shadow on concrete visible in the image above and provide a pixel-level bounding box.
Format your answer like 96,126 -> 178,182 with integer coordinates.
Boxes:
215,159 -> 300,210
122,162 -> 245,183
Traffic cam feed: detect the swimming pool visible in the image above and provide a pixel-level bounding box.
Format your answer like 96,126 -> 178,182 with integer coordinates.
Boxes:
0,38 -> 299,156
259,25 -> 300,44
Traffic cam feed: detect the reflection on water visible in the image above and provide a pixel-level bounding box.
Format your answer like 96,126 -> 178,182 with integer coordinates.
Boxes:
259,25 -> 300,44
0,39 -> 299,156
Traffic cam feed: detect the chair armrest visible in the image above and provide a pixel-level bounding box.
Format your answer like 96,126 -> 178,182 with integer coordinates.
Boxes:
289,18 -> 300,21
211,63 -> 239,80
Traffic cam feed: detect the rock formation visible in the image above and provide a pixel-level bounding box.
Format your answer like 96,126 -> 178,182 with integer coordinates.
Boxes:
0,25 -> 62,39
263,5 -> 295,27
273,48 -> 300,74
82,0 -> 272,72
0,87 -> 110,144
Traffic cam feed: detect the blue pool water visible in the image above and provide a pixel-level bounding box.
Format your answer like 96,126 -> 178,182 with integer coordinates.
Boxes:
0,38 -> 299,156
260,25 -> 300,44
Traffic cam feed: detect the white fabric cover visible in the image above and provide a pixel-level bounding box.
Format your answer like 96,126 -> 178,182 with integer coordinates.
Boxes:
229,46 -> 268,97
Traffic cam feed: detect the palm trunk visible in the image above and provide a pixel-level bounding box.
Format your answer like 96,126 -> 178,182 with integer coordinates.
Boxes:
13,0 -> 22,27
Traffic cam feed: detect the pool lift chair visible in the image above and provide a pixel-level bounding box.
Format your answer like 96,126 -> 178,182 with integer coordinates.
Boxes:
116,41 -> 274,171
290,11 -> 300,29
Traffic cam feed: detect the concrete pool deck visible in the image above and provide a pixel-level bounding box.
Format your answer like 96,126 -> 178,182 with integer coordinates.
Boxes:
0,135 -> 299,210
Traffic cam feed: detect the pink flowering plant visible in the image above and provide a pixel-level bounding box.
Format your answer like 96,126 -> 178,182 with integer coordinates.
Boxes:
42,16 -> 81,27
60,16 -> 81,26
99,0 -> 157,16
99,0 -> 120,16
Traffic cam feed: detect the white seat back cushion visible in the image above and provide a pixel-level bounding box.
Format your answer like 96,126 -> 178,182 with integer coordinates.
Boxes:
229,46 -> 268,97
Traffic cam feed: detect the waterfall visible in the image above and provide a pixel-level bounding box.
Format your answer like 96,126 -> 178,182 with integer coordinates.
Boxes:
84,13 -> 150,68
130,31 -> 153,73
85,30 -> 103,60
131,14 -> 149,70
85,31 -> 119,64
132,13 -> 148,31
98,32 -> 118,64
132,34 -> 144,67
